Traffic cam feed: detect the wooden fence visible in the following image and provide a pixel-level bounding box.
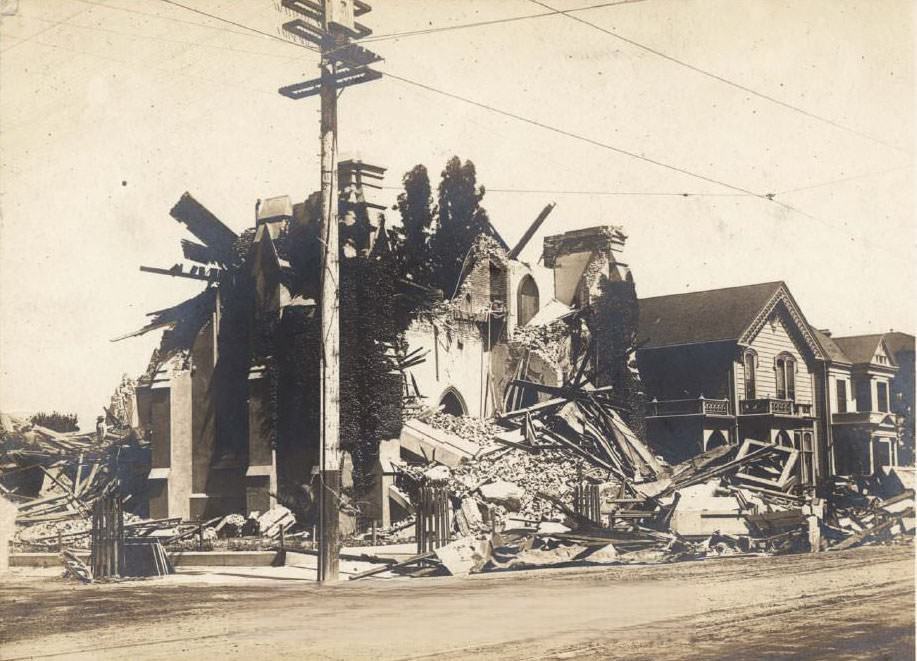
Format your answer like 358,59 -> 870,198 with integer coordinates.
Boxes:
415,482 -> 450,553
573,482 -> 601,525
90,483 -> 124,579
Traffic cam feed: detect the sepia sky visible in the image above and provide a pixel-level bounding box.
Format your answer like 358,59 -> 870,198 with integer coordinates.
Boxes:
1,0 -> 914,427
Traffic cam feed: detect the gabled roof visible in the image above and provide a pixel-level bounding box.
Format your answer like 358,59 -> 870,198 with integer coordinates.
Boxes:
811,328 -> 852,365
883,331 -> 915,356
637,281 -> 825,360
832,334 -> 898,368
637,281 -> 783,349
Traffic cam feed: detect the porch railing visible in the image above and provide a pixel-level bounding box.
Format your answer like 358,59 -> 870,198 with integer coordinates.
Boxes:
739,398 -> 812,416
648,397 -> 730,417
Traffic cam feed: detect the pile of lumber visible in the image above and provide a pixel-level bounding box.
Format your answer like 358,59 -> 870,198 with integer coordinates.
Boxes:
823,478 -> 915,551
495,382 -> 664,482
1,419 -> 151,548
366,375 -> 915,577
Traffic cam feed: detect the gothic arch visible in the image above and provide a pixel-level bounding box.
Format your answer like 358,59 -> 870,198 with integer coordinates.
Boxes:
439,387 -> 468,416
516,275 -> 539,327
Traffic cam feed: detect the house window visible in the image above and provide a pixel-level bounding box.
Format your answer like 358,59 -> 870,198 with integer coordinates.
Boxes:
775,354 -> 795,400
743,351 -> 756,399
516,275 -> 539,327
877,382 -> 889,413
836,379 -> 847,413
800,432 -> 815,485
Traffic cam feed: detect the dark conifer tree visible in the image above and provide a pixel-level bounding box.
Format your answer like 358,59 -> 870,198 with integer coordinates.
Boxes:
429,156 -> 494,296
395,165 -> 434,285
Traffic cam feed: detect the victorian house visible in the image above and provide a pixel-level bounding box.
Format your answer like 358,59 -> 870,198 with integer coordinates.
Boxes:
636,280 -> 911,486
813,330 -> 904,475
636,282 -> 825,487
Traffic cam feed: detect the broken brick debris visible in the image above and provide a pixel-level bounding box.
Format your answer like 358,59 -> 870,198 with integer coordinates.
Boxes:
357,377 -> 913,579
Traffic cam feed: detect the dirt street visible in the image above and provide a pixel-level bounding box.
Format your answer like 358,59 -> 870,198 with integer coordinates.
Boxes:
1,545 -> 913,660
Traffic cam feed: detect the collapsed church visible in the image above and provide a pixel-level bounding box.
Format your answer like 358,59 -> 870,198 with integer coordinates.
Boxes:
126,162 -> 636,522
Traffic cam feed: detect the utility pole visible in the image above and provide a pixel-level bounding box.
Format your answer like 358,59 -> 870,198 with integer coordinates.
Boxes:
317,26 -> 342,585
278,0 -> 381,584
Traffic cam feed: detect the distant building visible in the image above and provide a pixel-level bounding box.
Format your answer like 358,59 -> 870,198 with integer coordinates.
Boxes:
816,330 -> 912,473
884,332 -> 915,465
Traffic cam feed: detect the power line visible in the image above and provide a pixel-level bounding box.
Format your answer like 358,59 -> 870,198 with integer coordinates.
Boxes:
529,0 -> 910,156
379,71 -> 763,197
153,0 -> 913,263
14,13 -> 305,60
159,0 -> 290,45
357,0 -> 650,45
0,4 -> 89,53
775,164 -> 913,196
158,0 -> 765,197
1,37 -> 282,137
379,185 -> 748,197
68,0 -> 266,40
768,197 -> 911,266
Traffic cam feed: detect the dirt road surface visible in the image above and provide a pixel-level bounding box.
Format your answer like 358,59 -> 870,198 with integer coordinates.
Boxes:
1,545 -> 913,660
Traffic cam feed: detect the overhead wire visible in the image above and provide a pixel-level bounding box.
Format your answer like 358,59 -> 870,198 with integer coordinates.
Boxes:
12,12 -> 311,60
67,0 -> 269,40
775,164 -> 913,196
379,185 -> 749,197
355,0 -> 650,45
528,0 -> 910,155
0,4 -> 89,53
157,0 -> 768,197
152,1 -> 912,263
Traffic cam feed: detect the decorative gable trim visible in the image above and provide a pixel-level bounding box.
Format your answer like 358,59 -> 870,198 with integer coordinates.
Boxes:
738,283 -> 825,361
875,337 -> 899,369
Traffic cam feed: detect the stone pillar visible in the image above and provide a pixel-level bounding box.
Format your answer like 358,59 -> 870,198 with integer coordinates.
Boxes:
189,317 -> 218,520
168,369 -> 194,521
147,359 -> 193,521
245,365 -> 277,515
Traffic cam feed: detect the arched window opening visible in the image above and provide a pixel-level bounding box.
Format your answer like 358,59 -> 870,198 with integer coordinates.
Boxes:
775,354 -> 796,400
706,430 -> 728,451
439,388 -> 467,417
776,430 -> 792,447
516,275 -> 540,327
743,351 -> 757,400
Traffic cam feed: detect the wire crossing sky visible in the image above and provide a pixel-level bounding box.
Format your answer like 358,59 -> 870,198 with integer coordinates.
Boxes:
0,0 -> 914,427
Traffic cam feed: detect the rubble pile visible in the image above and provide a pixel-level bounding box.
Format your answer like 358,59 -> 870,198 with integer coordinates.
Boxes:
823,477 -> 915,551
359,378 -> 915,580
425,412 -> 503,446
106,375 -> 138,428
509,318 -> 572,369
451,448 -> 607,521
0,414 -> 152,550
